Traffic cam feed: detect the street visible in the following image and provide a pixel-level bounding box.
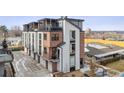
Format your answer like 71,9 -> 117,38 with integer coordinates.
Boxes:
12,51 -> 51,77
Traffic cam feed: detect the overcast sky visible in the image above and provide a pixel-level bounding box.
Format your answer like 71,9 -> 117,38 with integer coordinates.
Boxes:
0,16 -> 124,31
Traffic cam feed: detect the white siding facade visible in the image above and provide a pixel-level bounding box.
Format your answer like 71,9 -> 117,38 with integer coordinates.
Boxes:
59,20 -> 80,73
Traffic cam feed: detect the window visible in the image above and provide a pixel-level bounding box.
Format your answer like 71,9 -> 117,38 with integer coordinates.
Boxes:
39,46 -> 41,54
72,31 -> 75,39
29,33 -> 31,49
24,33 -> 26,46
72,44 -> 75,53
39,33 -> 41,39
32,33 -> 34,51
44,34 -> 47,40
39,40 -> 41,45
44,47 -> 47,54
51,34 -> 59,41
39,34 -> 42,54
57,49 -> 60,59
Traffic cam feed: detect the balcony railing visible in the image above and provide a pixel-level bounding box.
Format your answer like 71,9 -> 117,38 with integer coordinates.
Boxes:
50,27 -> 62,31
39,26 -> 62,31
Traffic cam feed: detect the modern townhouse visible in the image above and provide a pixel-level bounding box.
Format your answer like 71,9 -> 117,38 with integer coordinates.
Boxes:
22,16 -> 85,73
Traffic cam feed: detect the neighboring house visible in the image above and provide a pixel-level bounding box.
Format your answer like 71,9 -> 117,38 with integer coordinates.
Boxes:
6,37 -> 22,46
22,16 -> 85,73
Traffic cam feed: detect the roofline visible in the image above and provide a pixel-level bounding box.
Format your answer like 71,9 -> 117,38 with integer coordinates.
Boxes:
28,22 -> 38,24
38,18 -> 58,22
67,18 -> 84,22
58,17 -> 84,22
23,22 -> 38,26
23,24 -> 29,26
66,19 -> 82,31
95,49 -> 124,58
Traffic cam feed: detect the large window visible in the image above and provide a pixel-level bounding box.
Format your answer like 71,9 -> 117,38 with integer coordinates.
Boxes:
51,34 -> 59,41
44,33 -> 47,40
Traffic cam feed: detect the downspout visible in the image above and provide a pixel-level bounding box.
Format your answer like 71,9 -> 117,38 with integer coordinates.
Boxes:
59,46 -> 63,72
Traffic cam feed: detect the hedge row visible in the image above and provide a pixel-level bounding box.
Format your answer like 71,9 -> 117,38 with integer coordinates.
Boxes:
10,46 -> 24,51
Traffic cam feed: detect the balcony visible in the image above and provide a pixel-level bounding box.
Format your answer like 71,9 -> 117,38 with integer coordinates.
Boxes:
39,26 -> 62,31
50,27 -> 62,31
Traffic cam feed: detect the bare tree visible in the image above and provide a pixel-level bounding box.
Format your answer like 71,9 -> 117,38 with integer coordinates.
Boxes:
0,25 -> 8,41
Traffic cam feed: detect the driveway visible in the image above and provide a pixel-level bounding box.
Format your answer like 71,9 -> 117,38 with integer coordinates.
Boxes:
12,51 -> 51,77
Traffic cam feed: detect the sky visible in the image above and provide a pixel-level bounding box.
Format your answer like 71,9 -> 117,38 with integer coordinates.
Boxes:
0,16 -> 124,31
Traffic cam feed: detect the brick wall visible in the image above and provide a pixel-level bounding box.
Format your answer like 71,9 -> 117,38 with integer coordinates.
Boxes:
43,31 -> 63,59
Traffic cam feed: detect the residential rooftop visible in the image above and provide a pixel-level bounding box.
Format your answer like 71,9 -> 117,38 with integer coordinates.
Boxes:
86,44 -> 124,58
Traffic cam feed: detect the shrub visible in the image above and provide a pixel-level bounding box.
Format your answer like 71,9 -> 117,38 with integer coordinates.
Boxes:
9,46 -> 24,51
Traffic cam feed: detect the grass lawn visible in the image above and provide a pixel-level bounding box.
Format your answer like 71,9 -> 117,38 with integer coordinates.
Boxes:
106,60 -> 124,72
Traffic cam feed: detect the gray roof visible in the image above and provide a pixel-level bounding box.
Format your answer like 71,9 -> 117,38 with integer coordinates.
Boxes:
86,45 -> 124,58
66,19 -> 82,31
57,42 -> 66,47
59,17 -> 84,21
59,17 -> 84,31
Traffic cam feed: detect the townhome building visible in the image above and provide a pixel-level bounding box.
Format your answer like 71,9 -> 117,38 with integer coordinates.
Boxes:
22,16 -> 85,73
